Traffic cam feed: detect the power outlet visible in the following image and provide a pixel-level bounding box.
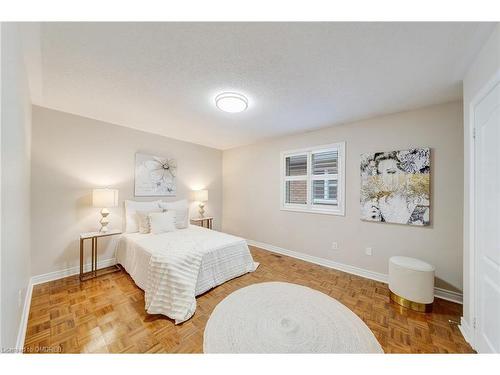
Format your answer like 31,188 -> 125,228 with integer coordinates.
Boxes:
331,242 -> 339,250
365,247 -> 373,256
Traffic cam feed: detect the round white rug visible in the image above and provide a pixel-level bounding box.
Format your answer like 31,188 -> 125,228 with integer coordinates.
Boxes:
203,282 -> 383,353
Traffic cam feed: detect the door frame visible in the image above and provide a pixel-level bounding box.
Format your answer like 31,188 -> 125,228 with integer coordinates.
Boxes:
465,68 -> 500,351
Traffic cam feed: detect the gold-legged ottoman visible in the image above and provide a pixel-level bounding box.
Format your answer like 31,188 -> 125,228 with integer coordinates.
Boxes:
388,256 -> 435,312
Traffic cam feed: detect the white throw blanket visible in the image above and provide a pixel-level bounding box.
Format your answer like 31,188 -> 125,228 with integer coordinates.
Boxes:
142,228 -> 256,324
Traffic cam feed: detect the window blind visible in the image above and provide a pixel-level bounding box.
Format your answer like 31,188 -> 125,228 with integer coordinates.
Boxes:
281,142 -> 344,215
312,150 -> 338,175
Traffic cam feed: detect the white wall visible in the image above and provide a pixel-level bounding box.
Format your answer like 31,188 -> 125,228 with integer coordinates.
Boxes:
462,24 -> 500,331
223,101 -> 463,293
31,106 -> 222,276
1,23 -> 32,350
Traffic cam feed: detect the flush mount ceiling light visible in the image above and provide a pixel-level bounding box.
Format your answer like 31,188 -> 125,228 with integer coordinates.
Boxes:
215,92 -> 248,113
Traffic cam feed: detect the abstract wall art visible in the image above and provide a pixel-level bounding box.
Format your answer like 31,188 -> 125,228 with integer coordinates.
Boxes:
360,148 -> 430,226
135,153 -> 177,196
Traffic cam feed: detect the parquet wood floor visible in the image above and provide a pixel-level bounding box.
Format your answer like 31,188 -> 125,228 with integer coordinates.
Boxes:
24,246 -> 474,353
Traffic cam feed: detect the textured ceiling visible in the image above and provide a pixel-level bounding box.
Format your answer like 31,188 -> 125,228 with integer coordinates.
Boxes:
27,22 -> 496,149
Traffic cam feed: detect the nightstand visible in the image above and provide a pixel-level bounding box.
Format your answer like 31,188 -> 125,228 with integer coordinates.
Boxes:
190,217 -> 213,229
79,229 -> 122,281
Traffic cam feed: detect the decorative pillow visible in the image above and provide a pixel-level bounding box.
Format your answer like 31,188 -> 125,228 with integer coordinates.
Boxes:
124,200 -> 162,233
136,208 -> 162,234
159,199 -> 189,229
149,211 -> 177,234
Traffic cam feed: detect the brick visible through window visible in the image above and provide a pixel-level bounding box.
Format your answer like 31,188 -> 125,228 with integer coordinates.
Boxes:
286,180 -> 307,204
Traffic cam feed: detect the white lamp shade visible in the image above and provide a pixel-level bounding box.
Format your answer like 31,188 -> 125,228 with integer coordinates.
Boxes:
193,189 -> 208,202
92,188 -> 119,208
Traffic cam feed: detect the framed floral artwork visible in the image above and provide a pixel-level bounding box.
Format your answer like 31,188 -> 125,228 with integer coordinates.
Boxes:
134,153 -> 177,196
360,148 -> 430,226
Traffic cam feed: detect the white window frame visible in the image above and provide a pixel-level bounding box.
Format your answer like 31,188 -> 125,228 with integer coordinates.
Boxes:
280,142 -> 345,216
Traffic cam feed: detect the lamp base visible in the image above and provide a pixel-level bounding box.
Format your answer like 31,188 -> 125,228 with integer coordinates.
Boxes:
198,203 -> 205,218
99,208 -> 110,232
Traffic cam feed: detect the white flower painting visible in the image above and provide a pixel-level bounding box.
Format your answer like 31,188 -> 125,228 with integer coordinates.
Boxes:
135,153 -> 177,196
360,148 -> 430,226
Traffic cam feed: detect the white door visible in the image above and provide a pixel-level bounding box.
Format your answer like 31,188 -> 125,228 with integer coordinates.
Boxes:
475,80 -> 500,353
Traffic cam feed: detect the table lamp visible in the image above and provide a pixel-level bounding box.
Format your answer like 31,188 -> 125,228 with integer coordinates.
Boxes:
92,188 -> 119,232
193,189 -> 208,218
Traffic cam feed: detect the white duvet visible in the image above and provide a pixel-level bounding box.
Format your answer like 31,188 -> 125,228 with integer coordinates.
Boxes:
116,225 -> 258,324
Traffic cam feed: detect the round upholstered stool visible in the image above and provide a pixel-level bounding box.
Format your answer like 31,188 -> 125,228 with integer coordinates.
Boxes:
388,256 -> 435,313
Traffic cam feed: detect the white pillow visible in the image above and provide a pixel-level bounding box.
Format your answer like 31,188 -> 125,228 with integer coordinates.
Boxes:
136,208 -> 162,234
159,199 -> 189,229
149,211 -> 177,234
124,200 -> 162,233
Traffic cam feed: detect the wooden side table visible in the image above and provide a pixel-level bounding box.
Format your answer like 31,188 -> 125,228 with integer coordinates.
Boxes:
80,229 -> 122,281
190,217 -> 213,229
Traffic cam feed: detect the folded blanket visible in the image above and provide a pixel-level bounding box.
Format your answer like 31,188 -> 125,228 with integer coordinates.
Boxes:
142,227 -> 258,324
145,236 -> 205,323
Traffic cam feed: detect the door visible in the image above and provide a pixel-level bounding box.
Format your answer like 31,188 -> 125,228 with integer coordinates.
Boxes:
475,80 -> 500,353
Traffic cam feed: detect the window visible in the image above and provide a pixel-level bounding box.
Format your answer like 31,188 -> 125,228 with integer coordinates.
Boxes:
281,142 -> 345,215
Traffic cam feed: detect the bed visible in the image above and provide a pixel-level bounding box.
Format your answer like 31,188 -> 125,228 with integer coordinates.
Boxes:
116,224 -> 258,324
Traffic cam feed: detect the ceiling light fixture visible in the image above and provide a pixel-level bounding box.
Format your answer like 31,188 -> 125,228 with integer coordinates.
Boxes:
215,92 -> 248,113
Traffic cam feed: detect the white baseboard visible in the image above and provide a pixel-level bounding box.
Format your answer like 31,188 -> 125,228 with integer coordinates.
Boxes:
247,239 -> 463,304
15,258 -> 117,350
434,287 -> 463,304
247,239 -> 388,283
459,317 -> 474,348
31,258 -> 117,285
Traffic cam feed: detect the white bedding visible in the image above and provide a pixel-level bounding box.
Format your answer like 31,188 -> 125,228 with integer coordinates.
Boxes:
116,225 -> 258,323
